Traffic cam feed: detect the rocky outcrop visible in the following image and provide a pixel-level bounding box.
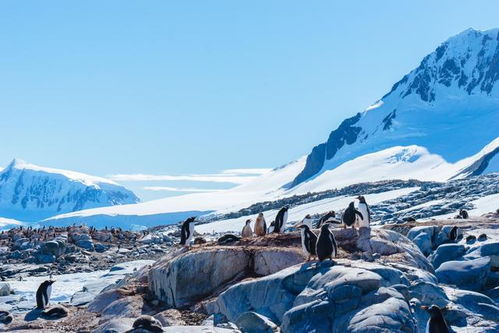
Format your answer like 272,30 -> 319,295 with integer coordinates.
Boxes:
148,246 -> 306,308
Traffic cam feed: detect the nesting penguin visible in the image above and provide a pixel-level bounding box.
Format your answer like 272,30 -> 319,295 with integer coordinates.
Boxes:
133,315 -> 164,333
241,219 -> 253,238
342,202 -> 364,229
421,305 -> 450,333
297,224 -> 318,261
254,212 -> 267,236
316,223 -> 337,262
318,211 -> 337,228
271,205 -> 289,233
180,216 -> 196,247
36,280 -> 55,309
356,196 -> 371,228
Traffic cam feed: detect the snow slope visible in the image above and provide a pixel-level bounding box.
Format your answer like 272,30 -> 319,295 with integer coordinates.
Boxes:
0,217 -> 23,230
0,159 -> 139,222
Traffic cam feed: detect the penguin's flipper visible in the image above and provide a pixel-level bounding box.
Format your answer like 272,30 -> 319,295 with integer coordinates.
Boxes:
355,210 -> 364,220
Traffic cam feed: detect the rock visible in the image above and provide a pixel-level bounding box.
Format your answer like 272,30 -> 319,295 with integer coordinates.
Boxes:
92,317 -> 135,333
429,244 -> 466,269
235,312 -> 278,333
35,253 -> 56,264
101,296 -> 144,319
40,240 -> 66,257
95,243 -> 109,253
149,247 -> 305,308
132,315 -> 163,333
436,257 -> 491,291
465,242 -> 499,268
154,309 -> 186,327
76,239 -> 95,251
407,226 -> 437,256
88,290 -> 123,313
0,283 -> 11,296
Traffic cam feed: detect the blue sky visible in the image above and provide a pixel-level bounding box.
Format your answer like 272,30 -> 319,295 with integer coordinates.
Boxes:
1,1 -> 499,201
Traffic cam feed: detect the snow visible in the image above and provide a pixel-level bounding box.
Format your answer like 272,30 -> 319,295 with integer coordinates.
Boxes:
4,158 -> 120,186
2,260 -> 154,307
0,217 -> 23,230
196,187 -> 419,234
424,192 -> 499,220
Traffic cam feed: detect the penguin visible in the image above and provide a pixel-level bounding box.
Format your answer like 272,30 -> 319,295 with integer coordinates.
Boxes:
42,305 -> 68,319
459,209 -> 469,219
241,219 -> 253,238
449,226 -> 458,242
36,280 -> 55,309
465,235 -> 476,244
133,315 -> 164,333
421,305 -> 450,333
316,223 -> 337,262
254,213 -> 267,236
318,211 -> 337,228
217,234 -> 241,245
356,196 -> 371,228
342,202 -> 364,229
180,217 -> 196,247
477,233 -> 487,242
0,310 -> 13,324
272,206 -> 289,233
300,214 -> 314,229
297,224 -> 317,261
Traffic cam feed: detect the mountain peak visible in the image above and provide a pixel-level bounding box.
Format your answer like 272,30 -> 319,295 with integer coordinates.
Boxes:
290,28 -> 499,188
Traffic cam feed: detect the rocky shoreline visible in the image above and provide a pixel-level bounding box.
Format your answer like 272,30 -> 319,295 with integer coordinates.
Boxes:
1,214 -> 499,332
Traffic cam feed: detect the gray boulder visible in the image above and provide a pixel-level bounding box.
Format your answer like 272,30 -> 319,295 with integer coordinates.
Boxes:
407,226 -> 437,256
436,257 -> 491,291
92,317 -> 135,333
235,312 -> 278,333
0,283 -> 11,296
429,244 -> 466,269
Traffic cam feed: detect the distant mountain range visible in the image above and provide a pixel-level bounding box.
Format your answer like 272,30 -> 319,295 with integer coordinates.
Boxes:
0,159 -> 139,222
2,28 -> 498,229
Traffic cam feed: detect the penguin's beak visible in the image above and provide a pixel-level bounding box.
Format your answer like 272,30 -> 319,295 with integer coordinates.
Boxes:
420,305 -> 428,310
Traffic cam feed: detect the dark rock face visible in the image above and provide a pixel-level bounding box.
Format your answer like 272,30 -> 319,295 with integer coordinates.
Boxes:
291,113 -> 362,187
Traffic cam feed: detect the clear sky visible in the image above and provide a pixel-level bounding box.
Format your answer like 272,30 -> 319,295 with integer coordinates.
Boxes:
1,1 -> 499,201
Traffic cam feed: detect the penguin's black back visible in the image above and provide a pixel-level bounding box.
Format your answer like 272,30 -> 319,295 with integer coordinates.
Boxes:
428,311 -> 450,333
180,217 -> 194,245
36,280 -> 52,309
316,225 -> 336,261
304,228 -> 318,255
342,204 -> 356,226
274,207 -> 288,233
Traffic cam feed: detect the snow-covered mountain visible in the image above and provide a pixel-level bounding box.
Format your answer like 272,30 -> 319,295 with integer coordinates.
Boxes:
291,28 -> 499,187
42,28 -> 499,229
0,159 -> 139,221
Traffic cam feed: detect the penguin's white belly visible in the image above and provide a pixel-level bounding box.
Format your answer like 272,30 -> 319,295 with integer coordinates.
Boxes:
300,230 -> 308,255
45,284 -> 52,306
187,224 -> 195,244
357,204 -> 370,227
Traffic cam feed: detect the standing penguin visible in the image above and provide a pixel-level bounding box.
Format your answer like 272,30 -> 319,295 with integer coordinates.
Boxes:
241,219 -> 253,238
254,213 -> 267,236
271,206 -> 289,233
356,196 -> 371,228
342,202 -> 364,229
180,217 -> 196,247
297,224 -> 317,261
421,305 -> 450,333
36,280 -> 55,309
316,223 -> 337,262
318,211 -> 337,228
449,226 -> 459,242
